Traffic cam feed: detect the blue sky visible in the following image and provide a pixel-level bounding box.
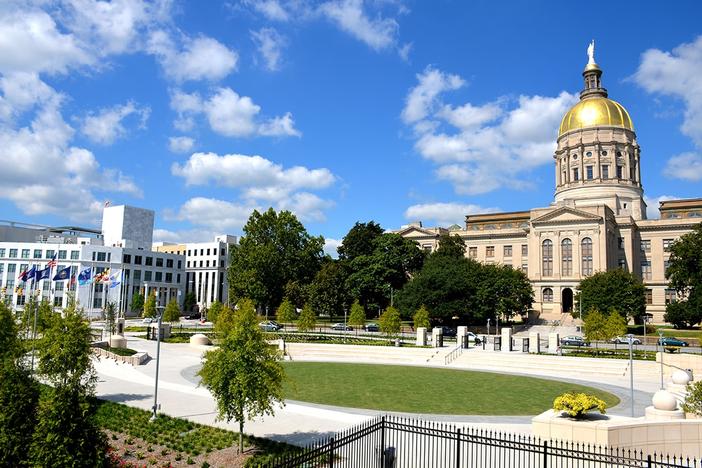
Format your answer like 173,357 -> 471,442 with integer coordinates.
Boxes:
1,0 -> 702,254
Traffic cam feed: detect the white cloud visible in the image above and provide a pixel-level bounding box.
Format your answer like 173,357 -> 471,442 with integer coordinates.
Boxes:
663,152 -> 702,182
402,66 -> 578,194
251,27 -> 286,71
320,0 -> 398,51
644,195 -> 679,220
153,227 -> 220,244
240,0 -> 293,21
172,152 -> 335,194
81,101 -> 150,144
323,238 -> 342,258
404,202 -> 499,226
278,192 -> 335,222
168,136 -> 195,153
169,87 -> 301,138
167,197 -> 257,233
398,42 -> 412,62
148,31 -> 239,82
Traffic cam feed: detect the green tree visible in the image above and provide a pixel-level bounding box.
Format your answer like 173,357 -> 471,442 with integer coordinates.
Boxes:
207,301 -> 224,324
413,305 -> 431,330
308,261 -> 349,319
163,299 -> 181,324
666,224 -> 702,328
604,311 -> 627,342
130,292 -> 144,315
347,300 -> 366,331
337,221 -> 384,261
198,298 -> 284,453
434,233 -> 466,258
583,309 -> 607,353
276,298 -> 297,328
379,306 -> 402,337
21,297 -> 55,335
576,269 -> 646,322
142,292 -> 156,318
297,303 -> 316,332
214,305 -> 236,338
103,301 -> 116,336
0,300 -> 19,359
282,280 -> 309,309
228,208 -> 325,310
183,292 -> 197,312
475,264 -> 534,322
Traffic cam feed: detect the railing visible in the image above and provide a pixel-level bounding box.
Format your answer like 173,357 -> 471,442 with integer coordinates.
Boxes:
444,342 -> 464,365
260,415 -> 700,468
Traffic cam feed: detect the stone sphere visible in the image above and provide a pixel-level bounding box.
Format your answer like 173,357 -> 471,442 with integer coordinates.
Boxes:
190,333 -> 211,346
672,370 -> 691,385
652,390 -> 678,411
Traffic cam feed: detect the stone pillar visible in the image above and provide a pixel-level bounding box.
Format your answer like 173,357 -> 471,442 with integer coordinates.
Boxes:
457,326 -> 468,348
529,332 -> 540,353
548,332 -> 560,354
501,327 -> 512,352
432,327 -> 443,348
416,327 -> 427,346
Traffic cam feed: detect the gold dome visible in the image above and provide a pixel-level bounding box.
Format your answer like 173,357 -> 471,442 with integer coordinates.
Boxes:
558,97 -> 634,137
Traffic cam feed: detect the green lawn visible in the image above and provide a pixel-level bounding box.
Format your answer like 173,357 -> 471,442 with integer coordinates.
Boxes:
282,362 -> 619,415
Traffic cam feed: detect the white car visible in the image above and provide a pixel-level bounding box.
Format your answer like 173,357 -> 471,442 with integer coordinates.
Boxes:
611,336 -> 642,345
141,317 -> 153,324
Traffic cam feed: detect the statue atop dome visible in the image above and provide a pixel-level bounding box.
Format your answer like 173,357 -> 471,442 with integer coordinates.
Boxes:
587,40 -> 596,65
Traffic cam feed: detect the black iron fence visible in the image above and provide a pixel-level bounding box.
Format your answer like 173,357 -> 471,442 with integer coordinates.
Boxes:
261,415 -> 700,468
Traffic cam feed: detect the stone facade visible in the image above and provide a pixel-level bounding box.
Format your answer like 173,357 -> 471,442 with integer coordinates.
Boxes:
396,55 -> 702,324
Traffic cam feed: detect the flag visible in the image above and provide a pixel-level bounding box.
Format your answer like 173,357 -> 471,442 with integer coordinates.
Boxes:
18,265 -> 36,282
108,269 -> 122,288
52,265 -> 71,281
47,255 -> 57,269
35,266 -> 51,281
96,268 -> 111,284
78,267 -> 92,285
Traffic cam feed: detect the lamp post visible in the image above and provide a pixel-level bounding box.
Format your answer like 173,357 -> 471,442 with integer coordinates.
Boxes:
150,303 -> 164,422
487,318 -> 491,338
659,330 -> 665,389
344,307 -> 348,343
627,333 -> 635,417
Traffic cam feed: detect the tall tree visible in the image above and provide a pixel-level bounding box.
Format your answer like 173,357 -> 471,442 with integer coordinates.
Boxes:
198,298 -> 284,453
104,301 -> 117,337
576,269 -> 646,322
347,299 -> 366,330
142,292 -> 157,318
276,298 -> 297,328
228,208 -> 325,310
130,292 -> 144,315
605,311 -> 628,341
337,221 -> 384,261
308,261 -> 349,318
297,303 -> 317,332
163,299 -> 181,324
583,308 -> 607,353
435,233 -> 466,258
207,301 -> 224,324
665,224 -> 702,328
476,264 -> 534,322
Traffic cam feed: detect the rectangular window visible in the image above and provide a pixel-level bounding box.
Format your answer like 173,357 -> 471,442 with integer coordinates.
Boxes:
0,248 -> 4,257
7,264 -> 16,274
602,165 -> 609,179
221,248 -> 225,256
144,271 -> 152,282
220,260 -> 224,268
70,251 -> 79,260
200,249 -> 204,256
177,260 -> 182,269
55,282 -> 64,291
486,246 -> 495,257
200,260 -> 203,267
521,263 -> 528,275
663,239 -> 674,252
53,296 -> 62,307
187,250 -> 192,257
9,249 -> 17,258
0,264 -> 3,274
617,166 -> 623,179
33,249 -> 42,259
641,260 -> 651,280
205,260 -> 210,267
573,168 -> 579,181
640,240 -> 651,252
165,273 -> 172,283
46,250 -> 55,259
586,166 -> 593,180
618,237 -> 624,250
133,270 -> 142,281
504,245 -> 512,257
664,260 -> 670,274
96,252 -> 106,262
145,257 -> 152,266
155,272 -> 163,282
58,250 -> 67,260
166,259 -> 173,268
542,241 -> 553,276
468,247 -> 477,258
645,289 -> 653,305
187,261 -> 190,268
521,244 -> 528,256
207,248 -> 211,255
21,249 -> 30,259
618,258 -> 627,270
123,254 -> 131,264
156,258 -> 163,267
665,288 -> 677,304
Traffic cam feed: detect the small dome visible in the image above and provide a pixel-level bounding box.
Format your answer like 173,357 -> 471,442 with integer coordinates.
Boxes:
559,97 -> 634,137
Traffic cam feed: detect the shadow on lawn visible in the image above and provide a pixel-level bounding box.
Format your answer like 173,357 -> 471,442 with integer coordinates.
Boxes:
100,392 -> 152,403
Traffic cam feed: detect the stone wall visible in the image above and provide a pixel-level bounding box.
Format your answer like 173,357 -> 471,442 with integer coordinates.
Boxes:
92,347 -> 149,366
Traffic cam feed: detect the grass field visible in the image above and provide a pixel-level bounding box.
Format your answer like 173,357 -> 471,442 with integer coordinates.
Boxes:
282,362 -> 619,415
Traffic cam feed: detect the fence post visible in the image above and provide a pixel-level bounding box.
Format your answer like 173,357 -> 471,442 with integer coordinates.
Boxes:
542,440 -> 548,468
455,428 -> 461,468
646,454 -> 651,468
380,416 -> 386,468
329,437 -> 335,468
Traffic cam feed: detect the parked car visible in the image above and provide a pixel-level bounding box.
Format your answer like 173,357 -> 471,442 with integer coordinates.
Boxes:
658,337 -> 689,347
258,321 -> 282,332
611,336 -> 642,345
185,313 -> 201,320
141,317 -> 153,324
331,323 -> 353,331
440,326 -> 457,337
561,335 -> 589,347
466,332 -> 482,344
364,323 -> 380,332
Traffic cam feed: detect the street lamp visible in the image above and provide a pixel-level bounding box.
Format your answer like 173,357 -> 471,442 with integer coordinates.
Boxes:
626,333 -> 635,417
659,330 -> 665,389
487,318 -> 491,338
150,303 -> 164,422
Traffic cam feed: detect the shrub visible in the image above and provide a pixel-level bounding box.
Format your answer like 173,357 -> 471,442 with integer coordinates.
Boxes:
553,392 -> 607,418
682,381 -> 702,415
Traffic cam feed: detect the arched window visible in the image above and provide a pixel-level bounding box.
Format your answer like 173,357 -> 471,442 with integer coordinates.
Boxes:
581,237 -> 593,276
543,288 -> 553,303
542,240 -> 553,276
561,239 -> 573,276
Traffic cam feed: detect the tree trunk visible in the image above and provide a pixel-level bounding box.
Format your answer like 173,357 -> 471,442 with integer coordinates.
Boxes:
239,421 -> 244,453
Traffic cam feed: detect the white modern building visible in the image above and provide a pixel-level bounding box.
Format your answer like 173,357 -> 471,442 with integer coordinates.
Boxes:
0,206 -> 185,317
154,235 -> 237,311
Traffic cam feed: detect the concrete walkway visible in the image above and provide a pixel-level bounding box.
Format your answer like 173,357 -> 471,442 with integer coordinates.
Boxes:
94,338 -> 661,445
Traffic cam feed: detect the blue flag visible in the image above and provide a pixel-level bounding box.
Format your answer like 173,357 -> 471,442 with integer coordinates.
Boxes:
18,265 -> 36,282
78,267 -> 92,285
52,265 -> 72,281
35,266 -> 51,281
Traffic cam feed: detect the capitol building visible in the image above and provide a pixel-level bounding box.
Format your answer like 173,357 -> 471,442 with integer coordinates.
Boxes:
398,49 -> 702,324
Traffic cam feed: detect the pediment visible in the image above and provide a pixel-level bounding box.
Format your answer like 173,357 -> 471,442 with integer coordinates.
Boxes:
531,206 -> 603,225
395,226 -> 441,238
